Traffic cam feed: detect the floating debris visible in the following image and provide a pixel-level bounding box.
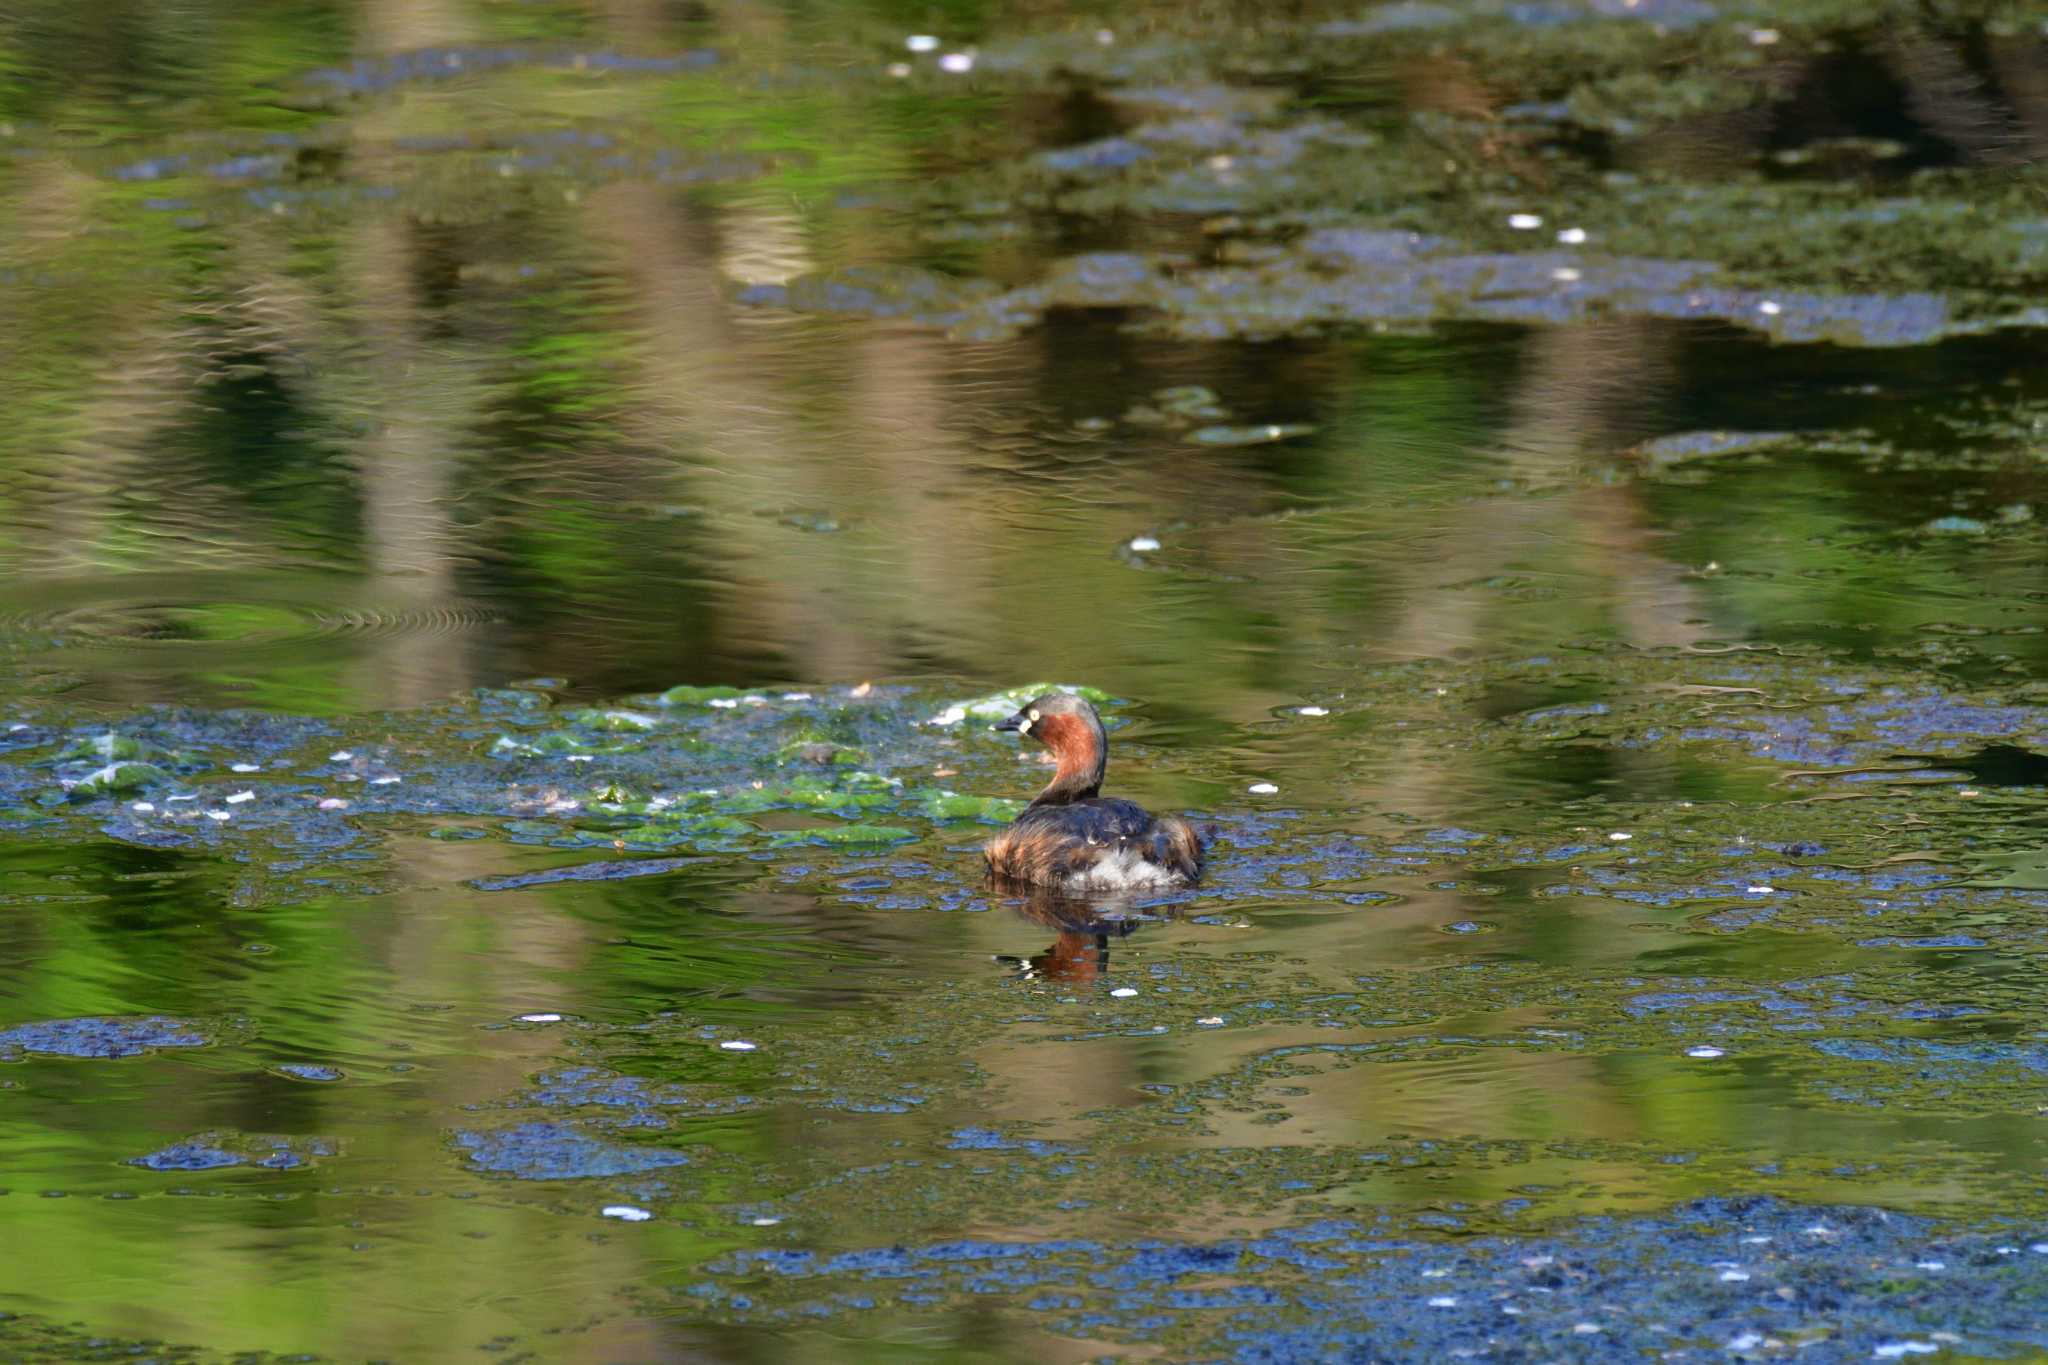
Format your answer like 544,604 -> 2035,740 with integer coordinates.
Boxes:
1187,423 -> 1315,446
602,1205 -> 654,1221
1248,782 -> 1280,794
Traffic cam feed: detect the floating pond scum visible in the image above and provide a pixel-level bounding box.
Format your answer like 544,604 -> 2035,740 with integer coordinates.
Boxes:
2,0 -> 2048,1359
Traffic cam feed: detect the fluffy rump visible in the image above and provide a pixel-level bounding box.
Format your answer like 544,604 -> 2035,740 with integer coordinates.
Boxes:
983,801 -> 1204,893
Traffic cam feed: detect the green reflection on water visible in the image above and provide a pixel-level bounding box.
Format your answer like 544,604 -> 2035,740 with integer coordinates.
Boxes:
2,0 -> 2047,1358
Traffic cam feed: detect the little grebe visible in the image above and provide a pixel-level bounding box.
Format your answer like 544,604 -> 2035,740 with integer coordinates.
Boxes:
981,693 -> 1204,892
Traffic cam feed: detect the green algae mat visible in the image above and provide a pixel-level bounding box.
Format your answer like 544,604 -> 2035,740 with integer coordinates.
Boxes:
2,0 -> 2047,1360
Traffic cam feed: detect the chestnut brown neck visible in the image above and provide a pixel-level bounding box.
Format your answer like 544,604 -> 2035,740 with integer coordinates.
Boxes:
1029,713 -> 1106,806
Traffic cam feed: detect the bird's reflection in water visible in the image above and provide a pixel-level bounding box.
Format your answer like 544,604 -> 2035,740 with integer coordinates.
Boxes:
986,875 -> 1171,983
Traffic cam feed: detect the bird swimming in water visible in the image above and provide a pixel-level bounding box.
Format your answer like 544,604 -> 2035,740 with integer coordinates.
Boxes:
981,692 -> 1204,892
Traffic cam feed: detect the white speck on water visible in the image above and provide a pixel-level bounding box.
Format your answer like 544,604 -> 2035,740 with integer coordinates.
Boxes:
1805,1224 -> 1836,1237
1720,1268 -> 1750,1282
1728,1333 -> 1764,1351
329,751 -> 353,762
371,775 -> 401,785
1749,27 -> 1781,44
1759,299 -> 1782,316
1572,1323 -> 1602,1335
1110,987 -> 1138,998
1916,1260 -> 1944,1271
1420,1267 -> 1449,1278
601,1205 -> 653,1222
517,1013 -> 564,1024
719,1040 -> 758,1052
752,1216 -> 782,1226
905,34 -> 939,51
1248,782 -> 1280,794
231,763 -> 260,773
782,692 -> 812,701
1609,831 -> 1632,841
131,802 -> 154,813
1552,267 -> 1581,282
1747,885 -> 1775,894
1129,535 -> 1161,552
708,697 -> 739,709
205,810 -> 232,822
225,790 -> 255,804
1500,1304 -> 1523,1315
1742,1235 -> 1773,1245
1196,1016 -> 1225,1026
1427,1296 -> 1458,1308
939,51 -> 975,73
1873,1344 -> 1939,1360
1687,1045 -> 1726,1059
1958,788 -> 1980,797
1507,212 -> 1542,230
317,797 -> 349,810
166,793 -> 197,802
1520,1255 -> 1554,1268
887,62 -> 912,78
7,723 -> 26,732
2031,1242 -> 2048,1253
1557,226 -> 1588,244
565,754 -> 594,763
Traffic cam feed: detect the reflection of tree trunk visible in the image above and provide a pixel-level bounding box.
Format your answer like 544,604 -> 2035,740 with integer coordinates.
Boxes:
343,0 -> 481,709
586,181 -> 1001,683
1890,30 -> 2024,166
1381,319 -> 1696,662
0,162 -> 184,580
1987,39 -> 2048,157
361,0 -> 472,55
342,214 -> 470,708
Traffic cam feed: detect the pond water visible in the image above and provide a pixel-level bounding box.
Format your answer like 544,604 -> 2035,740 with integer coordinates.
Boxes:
2,1 -> 2047,1360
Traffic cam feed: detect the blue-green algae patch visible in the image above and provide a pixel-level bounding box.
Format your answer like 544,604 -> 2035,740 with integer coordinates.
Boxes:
2,0 -> 2048,1358
0,1016 -> 216,1061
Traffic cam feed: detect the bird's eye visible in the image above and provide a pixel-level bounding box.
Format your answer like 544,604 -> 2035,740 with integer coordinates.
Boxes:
1028,709 -> 1041,722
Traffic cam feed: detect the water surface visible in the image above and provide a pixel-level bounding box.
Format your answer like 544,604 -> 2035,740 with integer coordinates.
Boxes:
3,0 -> 2047,1359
